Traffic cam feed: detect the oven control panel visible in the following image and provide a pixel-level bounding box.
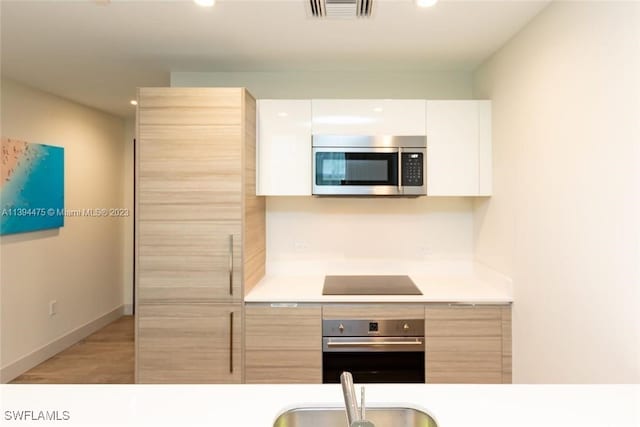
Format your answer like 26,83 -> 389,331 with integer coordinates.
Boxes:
323,319 -> 424,337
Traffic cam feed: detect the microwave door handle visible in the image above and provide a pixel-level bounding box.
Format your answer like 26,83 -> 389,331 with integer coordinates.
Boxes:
397,147 -> 403,195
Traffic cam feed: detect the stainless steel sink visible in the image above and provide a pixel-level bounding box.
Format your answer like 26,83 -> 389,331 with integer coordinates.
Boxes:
273,407 -> 438,427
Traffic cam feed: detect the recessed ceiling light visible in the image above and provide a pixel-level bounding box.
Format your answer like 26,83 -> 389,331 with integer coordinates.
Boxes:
194,0 -> 215,7
130,100 -> 138,106
416,0 -> 438,8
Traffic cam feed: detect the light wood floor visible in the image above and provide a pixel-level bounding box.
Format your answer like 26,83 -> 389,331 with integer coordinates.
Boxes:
10,315 -> 134,384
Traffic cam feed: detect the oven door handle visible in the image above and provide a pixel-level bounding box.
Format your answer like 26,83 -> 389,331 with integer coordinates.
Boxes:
327,339 -> 423,347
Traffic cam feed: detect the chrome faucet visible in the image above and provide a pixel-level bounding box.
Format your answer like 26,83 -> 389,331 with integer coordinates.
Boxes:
340,372 -> 375,427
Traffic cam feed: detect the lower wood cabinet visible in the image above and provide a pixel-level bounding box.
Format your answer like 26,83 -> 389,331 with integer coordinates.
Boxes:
425,305 -> 512,384
244,305 -> 322,383
137,303 -> 242,384
244,303 -> 512,384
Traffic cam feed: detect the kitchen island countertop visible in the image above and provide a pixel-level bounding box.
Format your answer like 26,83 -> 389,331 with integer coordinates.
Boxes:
3,384 -> 637,426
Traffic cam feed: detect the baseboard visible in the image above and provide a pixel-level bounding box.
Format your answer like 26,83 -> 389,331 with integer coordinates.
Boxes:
0,305 -> 125,383
123,304 -> 133,315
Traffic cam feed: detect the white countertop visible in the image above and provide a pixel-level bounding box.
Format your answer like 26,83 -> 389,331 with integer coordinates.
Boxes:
245,259 -> 513,303
2,384 -> 638,426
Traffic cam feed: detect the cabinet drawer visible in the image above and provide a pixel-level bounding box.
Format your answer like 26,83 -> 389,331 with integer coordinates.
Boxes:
245,350 -> 321,384
427,351 -> 503,384
245,305 -> 321,350
323,304 -> 425,320
425,306 -> 502,337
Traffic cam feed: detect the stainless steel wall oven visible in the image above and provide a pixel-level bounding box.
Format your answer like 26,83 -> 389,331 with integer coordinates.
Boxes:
322,318 -> 425,383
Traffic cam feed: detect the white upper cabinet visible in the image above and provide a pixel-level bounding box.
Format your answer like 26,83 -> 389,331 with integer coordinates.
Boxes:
311,100 -> 426,135
257,100 -> 312,196
426,100 -> 492,196
257,99 -> 492,197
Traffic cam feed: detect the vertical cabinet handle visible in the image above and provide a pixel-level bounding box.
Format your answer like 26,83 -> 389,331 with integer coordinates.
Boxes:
228,234 -> 233,296
229,311 -> 234,373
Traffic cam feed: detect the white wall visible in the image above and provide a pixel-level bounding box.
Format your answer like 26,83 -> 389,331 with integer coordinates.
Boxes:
0,78 -> 127,381
267,197 -> 474,268
473,1 -> 640,383
170,70 -> 473,99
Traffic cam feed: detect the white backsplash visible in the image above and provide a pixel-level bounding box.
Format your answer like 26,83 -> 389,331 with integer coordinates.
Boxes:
266,196 -> 475,273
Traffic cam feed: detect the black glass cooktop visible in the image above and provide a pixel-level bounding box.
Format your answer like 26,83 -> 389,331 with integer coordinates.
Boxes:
322,275 -> 422,296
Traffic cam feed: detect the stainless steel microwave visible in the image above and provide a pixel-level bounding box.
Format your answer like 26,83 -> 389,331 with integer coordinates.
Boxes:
312,135 -> 427,196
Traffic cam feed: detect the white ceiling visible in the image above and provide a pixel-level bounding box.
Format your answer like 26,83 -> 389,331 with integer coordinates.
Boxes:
1,0 -> 549,117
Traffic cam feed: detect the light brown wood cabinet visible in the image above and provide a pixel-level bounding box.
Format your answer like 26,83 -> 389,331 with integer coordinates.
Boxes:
137,304 -> 241,383
135,87 -> 265,383
425,304 -> 512,384
138,220 -> 243,302
245,305 -> 322,383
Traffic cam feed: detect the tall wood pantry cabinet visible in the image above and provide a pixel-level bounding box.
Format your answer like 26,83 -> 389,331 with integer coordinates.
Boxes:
135,87 -> 265,383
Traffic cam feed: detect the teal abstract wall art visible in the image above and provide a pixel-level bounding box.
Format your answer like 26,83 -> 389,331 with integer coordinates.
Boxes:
1,138 -> 65,235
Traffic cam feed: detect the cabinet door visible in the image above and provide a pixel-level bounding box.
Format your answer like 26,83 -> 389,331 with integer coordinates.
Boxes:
137,88 -> 245,303
137,124 -> 242,222
138,221 -> 242,302
425,305 -> 505,384
312,100 -> 426,135
245,305 -> 322,383
426,100 -> 492,196
138,88 -> 243,221
257,100 -> 312,196
137,303 -> 242,383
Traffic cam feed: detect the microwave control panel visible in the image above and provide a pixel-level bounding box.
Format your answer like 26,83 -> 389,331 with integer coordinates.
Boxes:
401,152 -> 424,186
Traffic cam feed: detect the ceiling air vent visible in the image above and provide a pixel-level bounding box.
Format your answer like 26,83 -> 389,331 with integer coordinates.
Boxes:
309,0 -> 374,19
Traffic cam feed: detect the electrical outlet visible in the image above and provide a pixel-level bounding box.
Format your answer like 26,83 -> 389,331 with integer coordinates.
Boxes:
419,246 -> 432,258
49,300 -> 57,317
294,240 -> 309,251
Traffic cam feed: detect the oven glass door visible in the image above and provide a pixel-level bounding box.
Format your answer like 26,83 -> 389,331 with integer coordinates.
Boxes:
315,149 -> 399,187
322,351 -> 425,383
322,336 -> 425,383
